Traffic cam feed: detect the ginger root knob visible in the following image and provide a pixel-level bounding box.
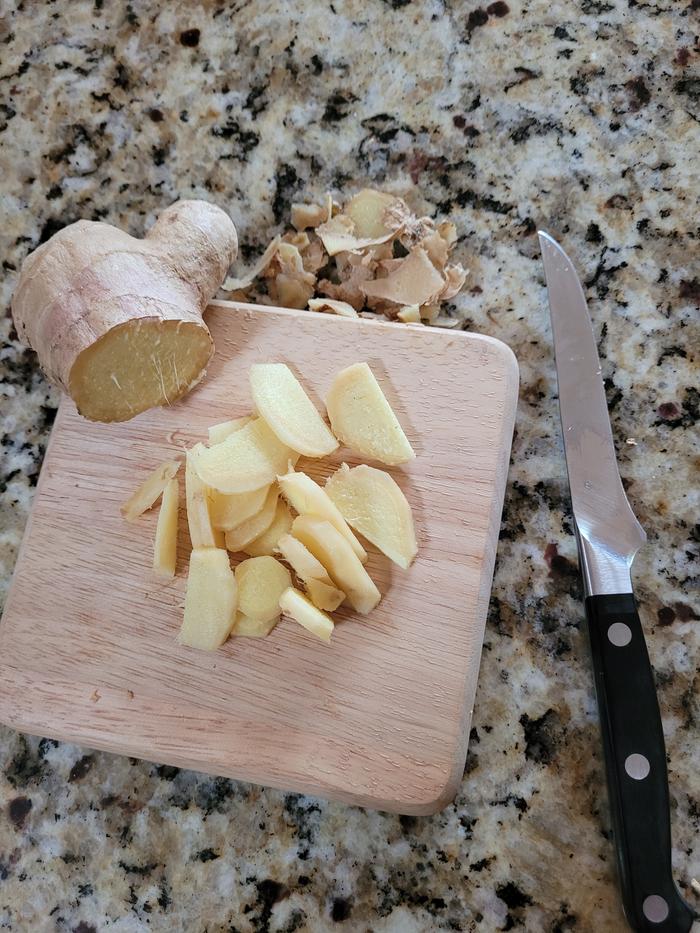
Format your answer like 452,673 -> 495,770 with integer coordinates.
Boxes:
12,199 -> 238,423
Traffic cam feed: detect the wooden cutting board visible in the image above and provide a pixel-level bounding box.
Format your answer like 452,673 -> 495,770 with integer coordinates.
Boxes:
0,301 -> 517,814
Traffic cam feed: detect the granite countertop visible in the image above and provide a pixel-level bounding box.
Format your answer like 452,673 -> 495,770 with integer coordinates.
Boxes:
1,1 -> 698,930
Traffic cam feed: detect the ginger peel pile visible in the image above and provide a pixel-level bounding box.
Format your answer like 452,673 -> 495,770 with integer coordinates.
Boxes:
223,188 -> 467,325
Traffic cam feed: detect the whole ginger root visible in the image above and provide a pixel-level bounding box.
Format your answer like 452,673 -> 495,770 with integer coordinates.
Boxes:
12,199 -> 237,423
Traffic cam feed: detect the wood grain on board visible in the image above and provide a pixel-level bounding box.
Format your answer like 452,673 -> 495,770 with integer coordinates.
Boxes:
0,301 -> 518,814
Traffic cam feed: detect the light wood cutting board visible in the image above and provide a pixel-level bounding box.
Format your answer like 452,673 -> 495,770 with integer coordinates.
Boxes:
0,301 -> 518,815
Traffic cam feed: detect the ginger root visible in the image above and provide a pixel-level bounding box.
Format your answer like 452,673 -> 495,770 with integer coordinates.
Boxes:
12,199 -> 238,423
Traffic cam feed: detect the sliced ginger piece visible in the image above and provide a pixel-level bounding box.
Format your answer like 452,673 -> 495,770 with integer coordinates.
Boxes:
346,189 -> 399,238
243,500 -> 294,557
208,415 -> 254,445
325,463 -> 417,570
224,487 -> 278,552
233,613 -> 279,638
189,417 -> 294,494
179,548 -> 237,651
235,556 -> 291,622
250,363 -> 338,458
305,577 -> 345,612
279,587 -> 334,644
209,484 -> 270,532
326,362 -> 415,466
292,515 -> 380,615
152,477 -> 179,578
121,459 -> 180,522
186,450 -> 224,548
277,534 -> 345,611
277,467 -> 367,563
397,304 -> 421,324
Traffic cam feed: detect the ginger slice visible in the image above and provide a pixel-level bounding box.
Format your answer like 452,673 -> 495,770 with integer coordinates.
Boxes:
279,587 -> 334,644
152,477 -> 179,578
278,467 -> 367,562
397,304 -> 421,324
232,614 -> 279,638
208,415 -> 254,446
235,556 -> 291,623
121,459 -> 180,522
326,362 -> 415,466
325,463 -> 417,570
179,548 -> 237,651
185,450 -> 224,549
292,516 -> 380,615
224,487 -> 278,552
189,418 -> 293,495
250,363 -> 338,458
243,500 -> 294,557
209,484 -> 270,532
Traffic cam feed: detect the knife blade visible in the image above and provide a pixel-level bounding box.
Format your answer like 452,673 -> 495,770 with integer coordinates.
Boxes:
539,231 -> 696,933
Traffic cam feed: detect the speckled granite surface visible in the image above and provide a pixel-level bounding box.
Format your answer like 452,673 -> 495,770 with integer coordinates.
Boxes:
0,1 -> 698,930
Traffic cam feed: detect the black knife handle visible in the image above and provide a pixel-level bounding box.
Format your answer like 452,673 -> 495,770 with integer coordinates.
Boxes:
585,593 -> 696,932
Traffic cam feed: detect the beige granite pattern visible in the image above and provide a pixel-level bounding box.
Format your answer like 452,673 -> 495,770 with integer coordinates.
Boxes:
0,1 -> 698,930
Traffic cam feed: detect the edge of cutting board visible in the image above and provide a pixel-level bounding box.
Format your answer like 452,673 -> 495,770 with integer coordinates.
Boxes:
0,302 -> 519,814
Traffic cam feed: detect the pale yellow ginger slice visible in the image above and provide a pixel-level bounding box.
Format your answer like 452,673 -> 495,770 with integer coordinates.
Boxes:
209,484 -> 270,532
179,548 -> 237,651
250,363 -> 338,458
316,214 -> 396,257
346,189 -> 400,238
326,362 -> 415,466
305,578 -> 345,612
224,487 -> 278,552
208,415 -> 254,446
307,298 -> 359,318
121,459 -> 180,522
235,556 -> 291,622
189,418 -> 293,495
362,247 -> 445,309
291,202 -> 327,231
243,500 -> 294,557
397,304 -> 421,324
277,534 -> 345,611
222,236 -> 281,292
279,587 -> 334,644
186,450 -> 224,548
152,477 -> 179,578
326,463 -> 417,570
278,467 -> 367,562
292,515 -> 380,615
232,613 -> 279,638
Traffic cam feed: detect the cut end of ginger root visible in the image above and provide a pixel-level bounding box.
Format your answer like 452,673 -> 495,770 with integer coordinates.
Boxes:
123,357 -> 417,651
13,199 -> 238,423
221,188 -> 466,325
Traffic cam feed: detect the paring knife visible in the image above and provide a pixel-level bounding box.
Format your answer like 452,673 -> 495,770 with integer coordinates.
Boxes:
538,232 -> 696,933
